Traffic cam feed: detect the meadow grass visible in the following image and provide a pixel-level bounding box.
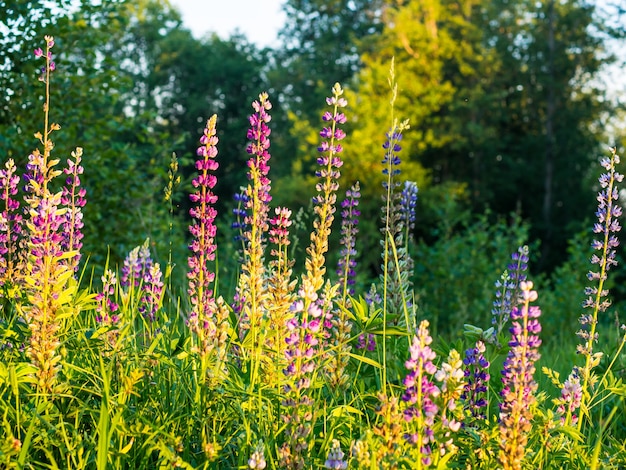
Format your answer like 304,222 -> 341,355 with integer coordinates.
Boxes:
1,35 -> 626,469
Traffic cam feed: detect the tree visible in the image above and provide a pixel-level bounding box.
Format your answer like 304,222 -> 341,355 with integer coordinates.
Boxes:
339,0 -> 625,269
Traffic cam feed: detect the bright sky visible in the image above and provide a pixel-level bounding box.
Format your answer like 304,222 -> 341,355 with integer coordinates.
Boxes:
169,0 -> 287,46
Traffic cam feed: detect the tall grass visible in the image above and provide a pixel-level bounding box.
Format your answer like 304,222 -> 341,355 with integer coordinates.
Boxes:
1,35 -> 625,469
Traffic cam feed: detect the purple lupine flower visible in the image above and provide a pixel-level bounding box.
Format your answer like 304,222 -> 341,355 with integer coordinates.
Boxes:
499,281 -> 541,470
0,159 -> 23,282
399,180 -> 418,230
187,115 -> 219,329
301,83 -> 347,298
461,341 -> 491,423
121,241 -> 153,289
269,206 -> 292,247
95,269 -> 120,325
491,245 -> 529,340
280,292 -> 325,467
324,439 -> 348,469
578,149 -> 622,357
235,93 -> 274,339
356,333 -> 376,352
139,263 -> 164,322
244,92 -> 272,226
556,370 -> 582,426
574,148 -> 623,429
336,181 -> 361,299
402,320 -> 440,466
382,130 -> 403,179
35,35 -> 55,83
232,188 -> 249,244
61,147 -> 86,272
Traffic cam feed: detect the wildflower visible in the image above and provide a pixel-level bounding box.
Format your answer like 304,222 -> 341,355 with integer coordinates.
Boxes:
555,370 -> 582,426
371,393 -> 406,466
187,115 -> 219,324
187,115 -> 228,384
248,440 -> 267,469
231,188 -> 249,256
336,181 -> 361,303
121,240 -> 153,289
20,36 -> 73,394
379,120 -> 413,323
399,180 -> 418,231
0,158 -> 23,284
61,147 -> 86,273
491,245 -> 529,340
236,93 -> 273,330
95,269 -> 119,326
265,206 -> 296,386
402,320 -> 440,466
499,281 -> 542,470
139,262 -> 164,323
356,333 -> 376,352
325,439 -> 348,469
461,341 -> 491,423
576,148 -> 622,403
302,82 -> 347,297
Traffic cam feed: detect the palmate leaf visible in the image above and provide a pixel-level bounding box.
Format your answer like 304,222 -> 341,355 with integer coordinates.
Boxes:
347,351 -> 382,369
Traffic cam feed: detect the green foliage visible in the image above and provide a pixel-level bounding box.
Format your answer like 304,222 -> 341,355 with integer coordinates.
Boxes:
413,211 -> 529,335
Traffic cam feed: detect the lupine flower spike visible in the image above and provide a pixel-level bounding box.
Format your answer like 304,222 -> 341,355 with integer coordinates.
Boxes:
576,147 -> 622,428
280,84 -> 347,468
61,147 -> 86,273
491,245 -> 529,342
336,181 -> 361,307
498,281 -> 541,470
187,115 -> 229,384
402,319 -> 440,468
235,92 -> 273,391
0,159 -> 23,286
461,341 -> 491,425
20,35 -> 76,395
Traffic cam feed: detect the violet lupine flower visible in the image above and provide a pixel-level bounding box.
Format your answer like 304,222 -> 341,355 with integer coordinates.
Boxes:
379,121 -> 413,322
499,281 -> 541,470
245,92 -> 272,228
578,149 -> 622,359
121,241 -> 153,289
356,333 -> 376,352
35,35 -> 55,83
491,245 -> 529,340
280,294 -> 325,467
324,439 -> 348,469
402,320 -> 440,467
236,93 -> 273,337
187,115 -> 219,329
232,188 -> 249,244
95,269 -> 120,325
461,341 -> 491,424
556,370 -> 582,426
0,158 -> 23,282
139,263 -> 164,322
336,181 -> 361,300
302,83 -> 347,297
382,130 -> 403,179
399,180 -> 418,230
61,147 -> 86,272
